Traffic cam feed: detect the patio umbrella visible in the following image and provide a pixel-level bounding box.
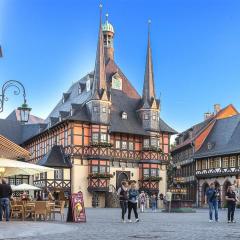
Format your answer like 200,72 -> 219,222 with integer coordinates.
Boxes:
0,158 -> 54,177
14,183 -> 41,191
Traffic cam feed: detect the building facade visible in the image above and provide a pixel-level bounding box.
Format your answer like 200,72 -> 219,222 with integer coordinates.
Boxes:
0,11 -> 176,207
171,104 -> 239,207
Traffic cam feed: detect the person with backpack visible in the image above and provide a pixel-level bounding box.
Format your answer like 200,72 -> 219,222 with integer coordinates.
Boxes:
128,180 -> 139,223
117,180 -> 128,223
206,183 -> 219,222
226,185 -> 239,223
139,191 -> 146,213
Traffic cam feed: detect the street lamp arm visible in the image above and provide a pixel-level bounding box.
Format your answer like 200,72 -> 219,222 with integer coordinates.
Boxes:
0,80 -> 27,113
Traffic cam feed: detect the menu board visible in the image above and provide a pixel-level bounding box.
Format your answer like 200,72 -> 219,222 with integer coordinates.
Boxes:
71,192 -> 86,223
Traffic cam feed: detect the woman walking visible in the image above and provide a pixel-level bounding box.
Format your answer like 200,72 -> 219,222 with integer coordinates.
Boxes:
117,181 -> 128,223
128,180 -> 139,223
226,185 -> 239,223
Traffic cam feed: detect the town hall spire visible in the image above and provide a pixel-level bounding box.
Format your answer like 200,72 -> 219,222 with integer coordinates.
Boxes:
138,20 -> 160,132
92,4 -> 108,101
142,20 -> 157,108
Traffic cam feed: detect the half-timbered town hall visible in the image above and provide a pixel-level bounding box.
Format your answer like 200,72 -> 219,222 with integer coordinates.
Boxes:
0,10 -> 176,207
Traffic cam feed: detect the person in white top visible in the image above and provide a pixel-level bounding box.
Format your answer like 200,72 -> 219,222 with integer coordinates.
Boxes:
139,191 -> 146,213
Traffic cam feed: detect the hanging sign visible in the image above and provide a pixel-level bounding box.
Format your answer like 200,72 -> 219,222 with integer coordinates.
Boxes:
71,192 -> 86,223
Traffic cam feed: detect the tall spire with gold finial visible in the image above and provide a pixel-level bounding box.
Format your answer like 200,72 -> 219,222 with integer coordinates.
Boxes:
142,19 -> 157,108
92,3 -> 108,100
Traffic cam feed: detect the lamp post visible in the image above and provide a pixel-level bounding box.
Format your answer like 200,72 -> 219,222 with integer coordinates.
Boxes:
0,80 -> 31,123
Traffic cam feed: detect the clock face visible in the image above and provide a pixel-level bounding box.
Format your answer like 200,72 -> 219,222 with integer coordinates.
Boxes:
112,74 -> 122,90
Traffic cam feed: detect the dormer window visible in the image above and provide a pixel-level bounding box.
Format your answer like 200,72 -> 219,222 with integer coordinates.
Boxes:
152,115 -> 156,120
70,108 -> 73,116
112,72 -> 122,90
86,79 -> 91,92
122,112 -> 127,119
93,106 -> 98,112
62,97 -> 65,104
102,107 -> 106,113
78,84 -> 81,94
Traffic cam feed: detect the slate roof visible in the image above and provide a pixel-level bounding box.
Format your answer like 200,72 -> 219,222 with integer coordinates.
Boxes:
195,114 -> 240,158
0,117 -> 46,145
37,145 -> 72,168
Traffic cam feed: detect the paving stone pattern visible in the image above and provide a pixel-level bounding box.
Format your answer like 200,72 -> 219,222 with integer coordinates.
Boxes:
1,209 -> 240,240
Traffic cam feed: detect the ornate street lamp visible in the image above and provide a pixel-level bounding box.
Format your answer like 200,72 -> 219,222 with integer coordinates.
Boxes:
0,80 -> 31,123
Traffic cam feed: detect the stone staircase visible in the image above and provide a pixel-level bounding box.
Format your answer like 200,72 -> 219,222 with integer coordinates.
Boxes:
106,184 -> 120,208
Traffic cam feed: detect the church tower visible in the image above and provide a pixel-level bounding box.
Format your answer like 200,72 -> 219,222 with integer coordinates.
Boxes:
102,14 -> 115,62
86,5 -> 111,124
138,21 -> 160,132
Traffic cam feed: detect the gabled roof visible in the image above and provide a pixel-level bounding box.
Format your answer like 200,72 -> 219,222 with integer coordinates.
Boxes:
172,104 -> 238,152
37,145 -> 72,168
195,114 -> 240,158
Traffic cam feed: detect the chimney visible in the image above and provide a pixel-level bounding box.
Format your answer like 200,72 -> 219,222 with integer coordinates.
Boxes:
204,112 -> 213,120
214,104 -> 221,114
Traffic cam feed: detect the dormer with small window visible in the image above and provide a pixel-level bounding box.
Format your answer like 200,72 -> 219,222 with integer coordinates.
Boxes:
112,72 -> 122,90
121,111 -> 127,120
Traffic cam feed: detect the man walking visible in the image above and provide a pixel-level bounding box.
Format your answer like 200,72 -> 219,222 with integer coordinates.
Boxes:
206,183 -> 219,222
0,178 -> 13,222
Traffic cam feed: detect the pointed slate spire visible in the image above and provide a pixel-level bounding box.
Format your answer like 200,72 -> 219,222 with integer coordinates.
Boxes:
92,4 -> 108,100
142,20 -> 156,108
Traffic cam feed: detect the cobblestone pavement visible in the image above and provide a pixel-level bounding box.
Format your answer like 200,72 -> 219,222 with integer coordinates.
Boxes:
1,209 -> 240,240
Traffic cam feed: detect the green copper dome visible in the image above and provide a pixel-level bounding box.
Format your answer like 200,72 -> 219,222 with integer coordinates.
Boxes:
102,20 -> 114,33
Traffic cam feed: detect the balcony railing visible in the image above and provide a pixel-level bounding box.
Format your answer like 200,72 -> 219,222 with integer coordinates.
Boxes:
64,145 -> 169,162
88,178 -> 110,192
139,180 -> 159,192
34,179 -> 71,190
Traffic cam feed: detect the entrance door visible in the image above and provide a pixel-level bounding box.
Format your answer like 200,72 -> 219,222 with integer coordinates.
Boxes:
116,171 -> 130,190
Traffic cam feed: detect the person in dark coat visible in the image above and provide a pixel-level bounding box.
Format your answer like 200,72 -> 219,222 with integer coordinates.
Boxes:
0,178 -> 12,222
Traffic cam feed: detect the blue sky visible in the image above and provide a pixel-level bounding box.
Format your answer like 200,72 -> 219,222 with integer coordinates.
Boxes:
0,0 -> 240,132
